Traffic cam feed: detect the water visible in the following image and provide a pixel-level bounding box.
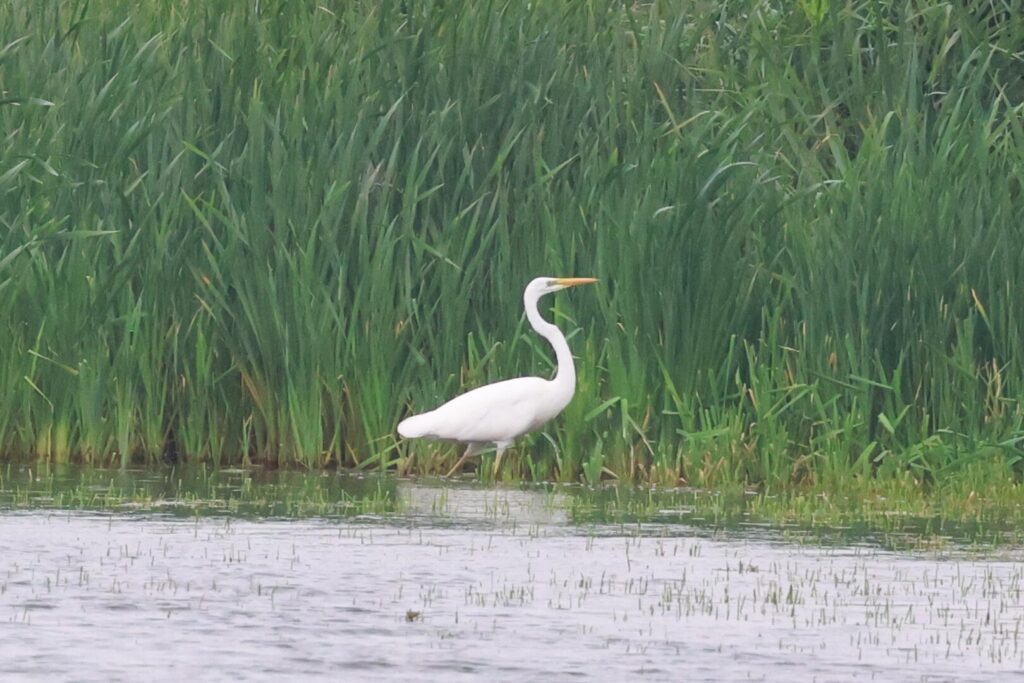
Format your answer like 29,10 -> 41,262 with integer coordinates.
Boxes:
2,474 -> 1024,681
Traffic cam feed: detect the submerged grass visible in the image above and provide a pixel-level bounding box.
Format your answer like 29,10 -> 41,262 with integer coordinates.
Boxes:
0,1 -> 1022,494
3,463 -> 1023,548
0,464 -> 397,517
568,462 -> 1024,543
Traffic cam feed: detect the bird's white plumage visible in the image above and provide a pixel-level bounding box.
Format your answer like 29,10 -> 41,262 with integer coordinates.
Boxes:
397,276 -> 596,474
398,376 -> 559,443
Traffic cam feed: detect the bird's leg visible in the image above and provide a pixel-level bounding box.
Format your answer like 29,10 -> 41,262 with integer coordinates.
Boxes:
446,443 -> 482,477
492,441 -> 511,480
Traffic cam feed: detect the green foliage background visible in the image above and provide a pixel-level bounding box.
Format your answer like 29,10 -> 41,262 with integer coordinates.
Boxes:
1,0 -> 1022,487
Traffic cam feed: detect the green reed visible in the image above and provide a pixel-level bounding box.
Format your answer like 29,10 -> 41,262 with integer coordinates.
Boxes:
0,1 -> 1021,491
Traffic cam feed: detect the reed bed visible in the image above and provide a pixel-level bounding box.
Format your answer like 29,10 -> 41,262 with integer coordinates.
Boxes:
0,0 -> 1022,490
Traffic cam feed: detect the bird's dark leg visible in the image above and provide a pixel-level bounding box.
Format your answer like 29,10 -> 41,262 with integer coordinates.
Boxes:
446,442 -> 482,477
492,441 -> 511,479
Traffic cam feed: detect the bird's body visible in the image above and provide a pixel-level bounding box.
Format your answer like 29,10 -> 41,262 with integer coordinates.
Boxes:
398,276 -> 596,475
398,376 -> 567,444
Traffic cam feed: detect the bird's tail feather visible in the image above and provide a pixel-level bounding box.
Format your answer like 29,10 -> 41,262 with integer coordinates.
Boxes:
397,413 -> 433,439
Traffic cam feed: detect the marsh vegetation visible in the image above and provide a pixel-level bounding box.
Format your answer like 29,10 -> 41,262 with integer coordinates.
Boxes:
0,1 -> 1022,499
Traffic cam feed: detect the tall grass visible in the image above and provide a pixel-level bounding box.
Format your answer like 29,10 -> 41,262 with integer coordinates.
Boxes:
0,0 -> 1022,488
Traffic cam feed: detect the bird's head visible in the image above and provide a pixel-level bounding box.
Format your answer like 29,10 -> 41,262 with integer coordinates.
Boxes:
528,276 -> 598,296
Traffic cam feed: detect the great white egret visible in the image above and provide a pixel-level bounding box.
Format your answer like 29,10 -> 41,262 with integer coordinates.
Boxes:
398,276 -> 597,476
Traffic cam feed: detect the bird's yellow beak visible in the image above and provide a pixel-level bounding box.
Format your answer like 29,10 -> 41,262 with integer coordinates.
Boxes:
554,277 -> 598,287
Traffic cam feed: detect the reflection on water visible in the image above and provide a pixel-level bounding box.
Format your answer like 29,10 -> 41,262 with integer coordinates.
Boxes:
399,480 -> 571,527
1,469 -> 1023,681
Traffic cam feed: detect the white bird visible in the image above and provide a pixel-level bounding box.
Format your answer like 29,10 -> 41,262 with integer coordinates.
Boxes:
398,276 -> 597,477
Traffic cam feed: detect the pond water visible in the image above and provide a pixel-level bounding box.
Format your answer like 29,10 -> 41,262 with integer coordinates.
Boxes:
1,471 -> 1023,681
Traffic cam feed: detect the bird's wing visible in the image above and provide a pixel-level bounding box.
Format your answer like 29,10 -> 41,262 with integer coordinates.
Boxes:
413,377 -> 549,443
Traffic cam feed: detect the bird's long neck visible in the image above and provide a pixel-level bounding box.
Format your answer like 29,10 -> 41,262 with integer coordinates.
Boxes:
524,290 -> 575,395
